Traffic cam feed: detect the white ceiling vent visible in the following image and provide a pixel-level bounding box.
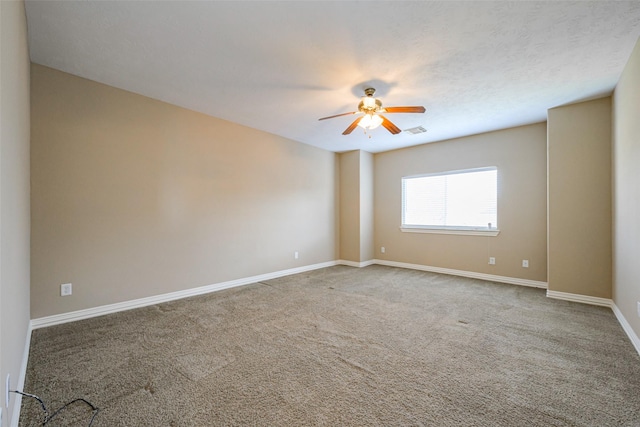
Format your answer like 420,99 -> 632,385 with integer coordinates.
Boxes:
404,126 -> 427,135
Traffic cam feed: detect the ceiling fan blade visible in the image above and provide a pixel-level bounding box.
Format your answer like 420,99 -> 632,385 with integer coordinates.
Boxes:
382,106 -> 426,114
318,111 -> 357,121
342,117 -> 362,135
380,115 -> 402,135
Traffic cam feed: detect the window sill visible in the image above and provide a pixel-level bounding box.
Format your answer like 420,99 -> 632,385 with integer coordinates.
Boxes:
400,226 -> 500,236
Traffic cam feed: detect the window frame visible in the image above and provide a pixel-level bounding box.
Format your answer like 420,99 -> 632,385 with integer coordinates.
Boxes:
400,167 -> 500,237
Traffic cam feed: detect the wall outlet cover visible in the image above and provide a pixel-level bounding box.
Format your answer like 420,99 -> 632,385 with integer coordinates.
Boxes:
489,257 -> 496,265
61,283 -> 72,296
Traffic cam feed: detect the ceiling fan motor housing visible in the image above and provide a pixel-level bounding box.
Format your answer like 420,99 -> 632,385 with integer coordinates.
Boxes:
359,88 -> 382,113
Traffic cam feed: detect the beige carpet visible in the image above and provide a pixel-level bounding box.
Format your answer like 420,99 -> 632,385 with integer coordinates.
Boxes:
20,265 -> 640,426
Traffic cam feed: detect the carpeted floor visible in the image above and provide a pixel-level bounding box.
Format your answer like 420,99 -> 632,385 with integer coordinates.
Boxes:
20,265 -> 640,426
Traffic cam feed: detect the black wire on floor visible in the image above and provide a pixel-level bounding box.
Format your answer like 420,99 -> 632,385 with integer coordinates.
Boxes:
11,390 -> 99,426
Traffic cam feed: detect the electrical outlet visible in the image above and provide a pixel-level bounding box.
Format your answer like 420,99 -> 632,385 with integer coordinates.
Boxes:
488,257 -> 496,265
294,251 -> 299,260
61,283 -> 72,296
522,260 -> 529,268
637,301 -> 640,318
381,246 -> 385,253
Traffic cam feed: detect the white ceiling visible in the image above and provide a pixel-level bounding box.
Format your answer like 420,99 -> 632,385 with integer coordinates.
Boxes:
24,1 -> 640,153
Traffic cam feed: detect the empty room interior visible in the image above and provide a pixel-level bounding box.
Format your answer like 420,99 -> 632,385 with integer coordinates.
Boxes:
2,1 -> 640,425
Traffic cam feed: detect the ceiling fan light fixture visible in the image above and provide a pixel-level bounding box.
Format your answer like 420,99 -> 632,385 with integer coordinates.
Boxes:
370,114 -> 383,129
358,113 -> 383,130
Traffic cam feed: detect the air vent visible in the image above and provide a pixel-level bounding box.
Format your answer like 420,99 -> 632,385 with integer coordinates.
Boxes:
404,126 -> 427,135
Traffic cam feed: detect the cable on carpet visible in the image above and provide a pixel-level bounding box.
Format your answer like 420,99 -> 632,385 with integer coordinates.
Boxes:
10,389 -> 99,426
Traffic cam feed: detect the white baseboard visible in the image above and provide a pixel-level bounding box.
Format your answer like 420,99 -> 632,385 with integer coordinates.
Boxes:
31,261 -> 337,329
337,259 -> 376,268
545,290 -> 613,307
372,259 -> 548,289
10,323 -> 32,427
612,303 -> 640,356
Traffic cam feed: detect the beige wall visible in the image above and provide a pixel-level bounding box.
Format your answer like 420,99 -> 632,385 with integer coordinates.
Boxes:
359,151 -> 374,262
374,123 -> 547,281
547,97 -> 612,298
338,150 -> 374,263
339,151 -> 361,262
1,1 -> 32,425
30,64 -> 337,318
612,38 -> 640,339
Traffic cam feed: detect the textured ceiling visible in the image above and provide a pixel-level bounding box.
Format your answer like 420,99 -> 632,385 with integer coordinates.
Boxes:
24,1 -> 640,153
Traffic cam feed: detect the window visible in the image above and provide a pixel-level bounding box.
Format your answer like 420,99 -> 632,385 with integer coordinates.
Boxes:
401,167 -> 499,236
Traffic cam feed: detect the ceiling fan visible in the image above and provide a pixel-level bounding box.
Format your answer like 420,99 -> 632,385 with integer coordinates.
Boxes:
319,87 -> 425,135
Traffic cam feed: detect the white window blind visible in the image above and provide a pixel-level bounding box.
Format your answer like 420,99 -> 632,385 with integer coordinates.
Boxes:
402,167 -> 497,230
